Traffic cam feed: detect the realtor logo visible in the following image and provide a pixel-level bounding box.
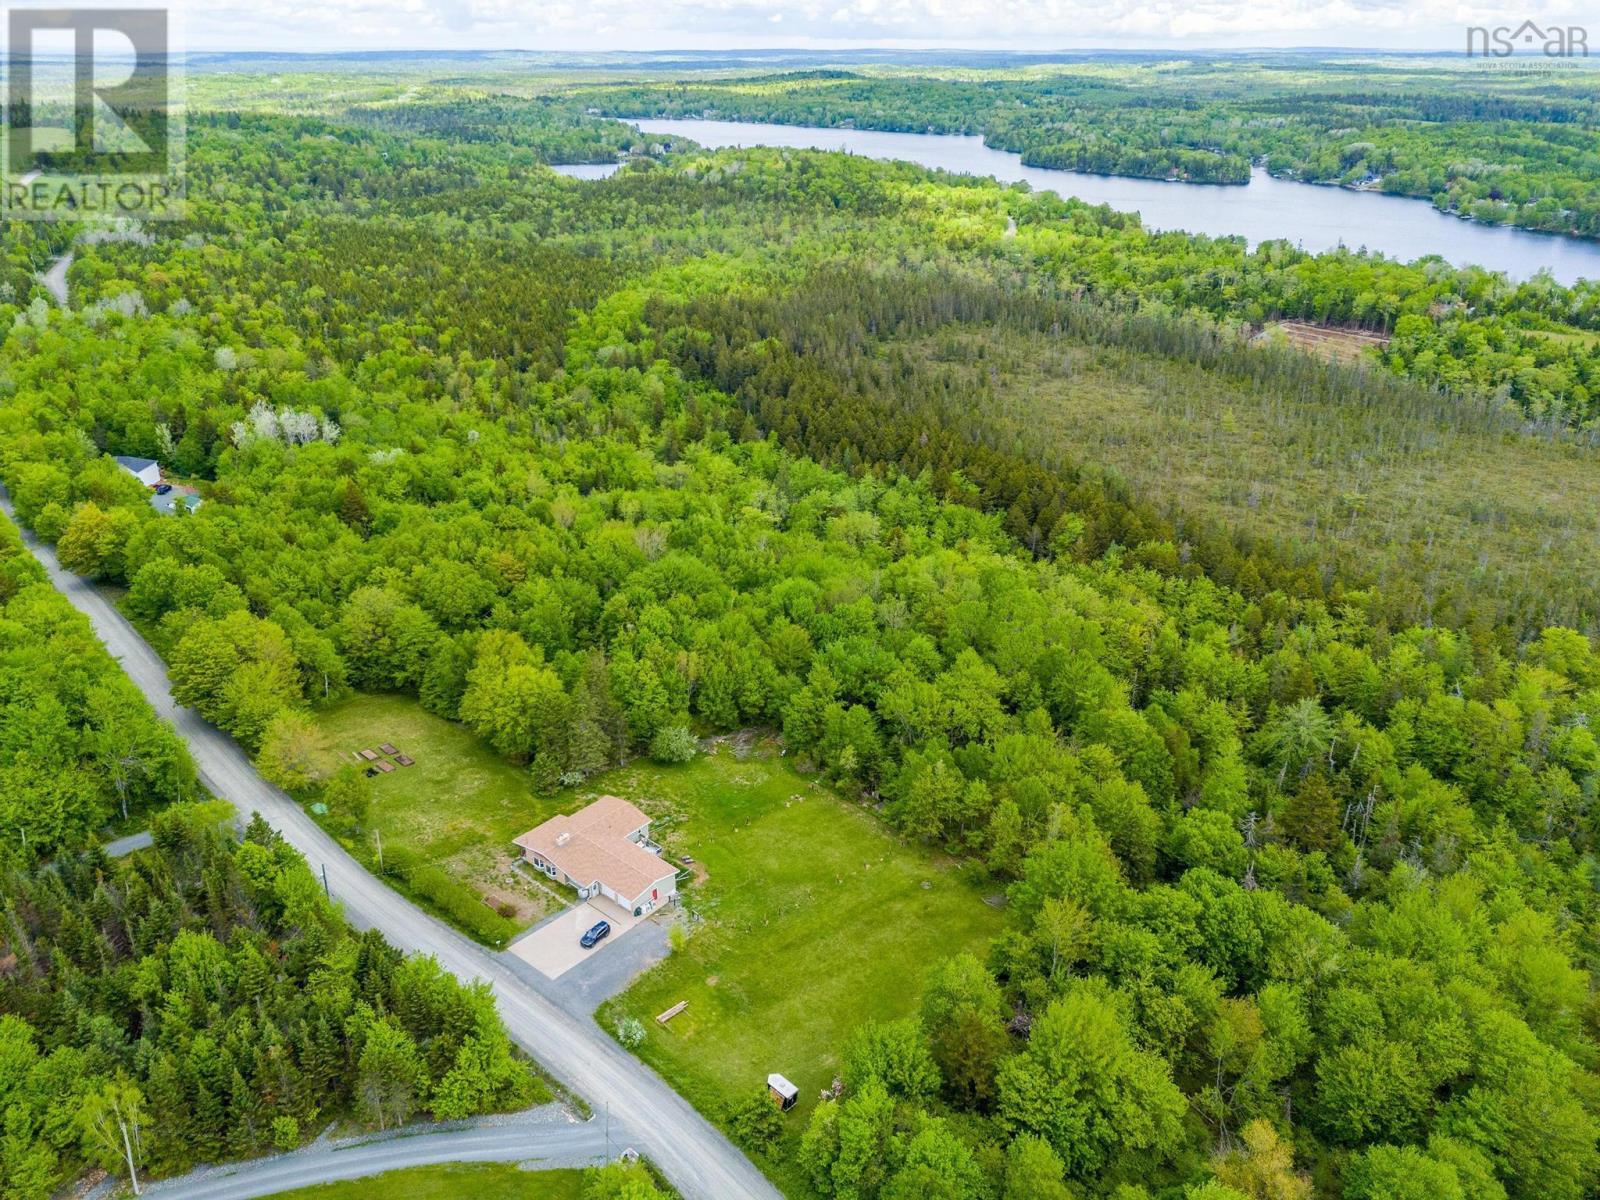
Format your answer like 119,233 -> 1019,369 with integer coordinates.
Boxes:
1467,19 -> 1590,57
3,6 -> 184,219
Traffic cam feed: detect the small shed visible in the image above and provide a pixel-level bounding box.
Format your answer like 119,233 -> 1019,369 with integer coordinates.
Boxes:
767,1073 -> 798,1112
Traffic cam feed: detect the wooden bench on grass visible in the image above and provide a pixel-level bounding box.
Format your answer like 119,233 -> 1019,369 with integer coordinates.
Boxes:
656,1001 -> 688,1025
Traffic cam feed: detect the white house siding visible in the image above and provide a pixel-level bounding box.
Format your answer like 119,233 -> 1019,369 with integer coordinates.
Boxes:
117,461 -> 161,487
621,871 -> 678,916
553,870 -> 678,916
526,856 -> 674,914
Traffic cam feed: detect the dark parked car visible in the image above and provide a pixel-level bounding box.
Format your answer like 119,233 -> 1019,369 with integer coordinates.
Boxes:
155,483 -> 173,495
580,919 -> 611,948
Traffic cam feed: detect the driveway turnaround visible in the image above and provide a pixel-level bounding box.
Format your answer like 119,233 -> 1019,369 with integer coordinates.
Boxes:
509,897 -> 641,979
135,1105 -> 605,1200
0,490 -> 780,1200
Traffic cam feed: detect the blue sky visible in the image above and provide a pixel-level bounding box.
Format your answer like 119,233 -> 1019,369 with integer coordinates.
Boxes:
119,0 -> 1600,54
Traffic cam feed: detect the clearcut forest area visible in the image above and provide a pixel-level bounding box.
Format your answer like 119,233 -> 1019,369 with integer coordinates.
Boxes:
4,46 -> 1600,1200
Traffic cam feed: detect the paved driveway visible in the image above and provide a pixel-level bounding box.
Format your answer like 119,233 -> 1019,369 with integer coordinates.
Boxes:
510,897 -> 641,979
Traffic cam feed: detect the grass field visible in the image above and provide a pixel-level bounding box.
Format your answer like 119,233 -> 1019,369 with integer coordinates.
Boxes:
312,694 -> 563,934
311,699 -> 1003,1195
268,1164 -> 585,1200
592,741 -> 1005,1195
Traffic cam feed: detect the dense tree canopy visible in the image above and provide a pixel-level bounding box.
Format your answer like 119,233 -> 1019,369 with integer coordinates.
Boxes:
0,805 -> 540,1197
573,62 -> 1600,238
0,75 -> 1597,1200
0,516 -> 196,858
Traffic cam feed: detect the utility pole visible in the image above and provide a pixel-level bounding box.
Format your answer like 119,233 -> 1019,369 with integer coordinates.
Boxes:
605,1101 -> 611,1163
321,863 -> 330,898
375,828 -> 383,872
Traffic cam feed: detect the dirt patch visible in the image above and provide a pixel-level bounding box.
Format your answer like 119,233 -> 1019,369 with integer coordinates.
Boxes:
702,728 -> 783,759
446,845 -> 558,925
64,1167 -> 108,1198
480,885 -> 541,924
1254,320 -> 1389,366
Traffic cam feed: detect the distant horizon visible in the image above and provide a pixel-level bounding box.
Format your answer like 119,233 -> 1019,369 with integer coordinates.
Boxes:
178,45 -> 1469,55
114,43 -> 1597,62
14,0 -> 1585,59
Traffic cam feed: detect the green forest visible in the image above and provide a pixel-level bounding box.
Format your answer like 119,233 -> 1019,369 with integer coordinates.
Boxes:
568,60 -> 1600,236
0,516 -> 196,854
0,805 -> 543,1194
2,54 -> 1600,1200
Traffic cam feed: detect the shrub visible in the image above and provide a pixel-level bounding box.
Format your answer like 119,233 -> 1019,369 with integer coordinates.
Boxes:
258,711 -> 334,793
649,725 -> 700,765
320,766 -> 371,838
381,848 -> 520,946
615,1016 -> 647,1049
583,1162 -> 669,1200
725,1087 -> 785,1153
271,1116 -> 300,1151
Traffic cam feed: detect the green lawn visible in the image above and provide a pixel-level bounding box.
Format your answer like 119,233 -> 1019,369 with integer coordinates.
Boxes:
312,697 -> 1005,1197
313,694 -> 563,930
268,1164 -> 584,1200
592,745 -> 1005,1194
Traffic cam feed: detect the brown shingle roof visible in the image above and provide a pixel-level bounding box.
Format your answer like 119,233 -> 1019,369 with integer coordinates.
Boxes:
514,795 -> 672,902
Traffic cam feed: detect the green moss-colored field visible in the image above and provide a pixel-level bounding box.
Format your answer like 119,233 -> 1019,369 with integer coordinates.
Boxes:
268,1164 -> 584,1200
912,329 -> 1600,629
313,694 -> 562,929
315,693 -> 540,852
593,745 -> 1005,1194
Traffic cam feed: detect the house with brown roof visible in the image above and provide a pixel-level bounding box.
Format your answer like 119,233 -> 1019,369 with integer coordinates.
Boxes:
514,795 -> 678,917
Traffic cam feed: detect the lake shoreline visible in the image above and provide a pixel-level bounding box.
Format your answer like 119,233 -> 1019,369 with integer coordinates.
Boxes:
617,111 -> 1596,245
621,115 -> 1600,284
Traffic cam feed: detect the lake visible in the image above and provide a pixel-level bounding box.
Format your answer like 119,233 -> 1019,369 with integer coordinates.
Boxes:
551,162 -> 622,180
632,117 -> 1600,286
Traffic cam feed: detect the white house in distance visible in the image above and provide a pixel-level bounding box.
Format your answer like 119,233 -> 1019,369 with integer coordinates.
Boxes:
111,455 -> 203,515
113,455 -> 161,488
514,795 -> 678,917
